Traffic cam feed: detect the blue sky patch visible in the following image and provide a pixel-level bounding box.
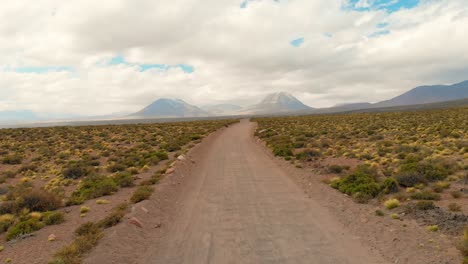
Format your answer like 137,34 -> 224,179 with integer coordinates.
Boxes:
376,22 -> 389,28
109,55 -> 194,73
290,38 -> 305,47
345,0 -> 420,13
13,66 -> 74,74
240,0 -> 280,9
369,29 -> 390,38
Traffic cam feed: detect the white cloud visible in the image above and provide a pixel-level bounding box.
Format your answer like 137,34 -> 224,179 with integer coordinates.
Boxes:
0,0 -> 467,116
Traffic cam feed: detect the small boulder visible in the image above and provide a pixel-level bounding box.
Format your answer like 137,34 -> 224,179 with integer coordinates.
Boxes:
166,168 -> 175,174
129,217 -> 143,228
48,234 -> 56,242
177,155 -> 186,161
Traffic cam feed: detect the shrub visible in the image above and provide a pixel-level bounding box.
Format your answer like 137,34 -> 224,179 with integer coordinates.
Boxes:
153,151 -> 169,160
62,161 -> 93,179
459,227 -> 468,258
396,172 -> 425,187
96,199 -> 109,205
6,219 -> 44,241
51,222 -> 103,264
295,149 -> 321,160
106,163 -> 126,173
331,166 -> 381,199
451,191 -> 462,199
381,177 -> 399,194
375,210 -> 385,216
328,165 -> 344,174
416,200 -> 436,210
410,190 -> 441,201
384,199 -> 400,209
75,222 -> 100,237
0,214 -> 15,233
21,189 -> 62,212
130,186 -> 154,203
80,206 -> 90,214
113,172 -> 134,188
427,225 -> 439,232
272,145 -> 293,157
97,203 -> 128,228
140,173 -> 162,186
42,211 -> 65,225
448,203 -> 462,212
399,159 -> 454,183
68,176 -> 118,205
2,154 -> 23,165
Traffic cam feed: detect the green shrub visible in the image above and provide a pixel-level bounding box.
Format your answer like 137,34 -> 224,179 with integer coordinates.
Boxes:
381,177 -> 399,194
272,145 -> 293,157
130,186 -> 154,203
2,154 -> 23,165
396,172 -> 425,187
51,222 -> 103,264
375,210 -> 385,216
21,189 -> 62,212
113,172 -> 134,187
410,190 -> 441,201
384,198 -> 400,209
153,151 -> 169,160
42,211 -> 65,225
97,203 -> 128,228
62,161 -> 94,179
295,149 -> 321,160
416,200 -> 436,210
75,222 -> 100,237
331,166 -> 381,199
68,176 -> 118,205
106,163 -> 126,173
0,214 -> 15,233
6,219 -> 44,241
140,173 -> 162,186
328,165 -> 344,174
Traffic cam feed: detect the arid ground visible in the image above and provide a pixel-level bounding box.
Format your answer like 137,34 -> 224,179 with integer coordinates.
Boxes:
82,119 -> 462,264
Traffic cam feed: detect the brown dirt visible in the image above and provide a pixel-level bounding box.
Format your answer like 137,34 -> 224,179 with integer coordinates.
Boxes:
82,119 -> 457,264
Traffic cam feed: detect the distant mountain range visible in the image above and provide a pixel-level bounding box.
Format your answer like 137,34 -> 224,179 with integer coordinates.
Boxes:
2,80 -> 468,124
130,98 -> 209,118
373,80 -> 468,108
238,92 -> 312,115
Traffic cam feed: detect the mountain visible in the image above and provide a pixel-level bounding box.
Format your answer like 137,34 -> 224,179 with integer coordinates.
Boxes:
374,80 -> 468,108
201,104 -> 242,116
130,98 -> 209,118
239,92 -> 311,115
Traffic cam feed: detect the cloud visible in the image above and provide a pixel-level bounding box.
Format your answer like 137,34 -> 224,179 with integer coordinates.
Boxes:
0,0 -> 467,116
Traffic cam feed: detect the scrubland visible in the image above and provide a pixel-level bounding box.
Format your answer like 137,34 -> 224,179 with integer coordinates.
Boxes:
0,119 -> 236,263
255,106 -> 467,261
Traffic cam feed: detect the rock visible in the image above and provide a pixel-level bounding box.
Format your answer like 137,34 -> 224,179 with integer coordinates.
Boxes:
141,207 -> 149,213
48,234 -> 56,242
129,217 -> 143,228
177,155 -> 186,161
154,223 -> 162,228
166,168 -> 175,174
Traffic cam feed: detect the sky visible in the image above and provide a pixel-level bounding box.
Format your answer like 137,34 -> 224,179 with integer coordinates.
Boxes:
0,0 -> 467,117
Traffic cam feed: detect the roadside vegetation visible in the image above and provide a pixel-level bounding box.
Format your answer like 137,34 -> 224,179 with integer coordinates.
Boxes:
0,119 -> 237,262
254,106 -> 467,261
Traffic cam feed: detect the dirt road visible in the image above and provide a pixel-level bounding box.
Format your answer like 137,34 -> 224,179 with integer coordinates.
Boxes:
142,120 -> 388,264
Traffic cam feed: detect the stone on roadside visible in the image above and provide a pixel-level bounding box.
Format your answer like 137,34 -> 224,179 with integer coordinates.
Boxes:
48,234 -> 56,242
129,217 -> 143,228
